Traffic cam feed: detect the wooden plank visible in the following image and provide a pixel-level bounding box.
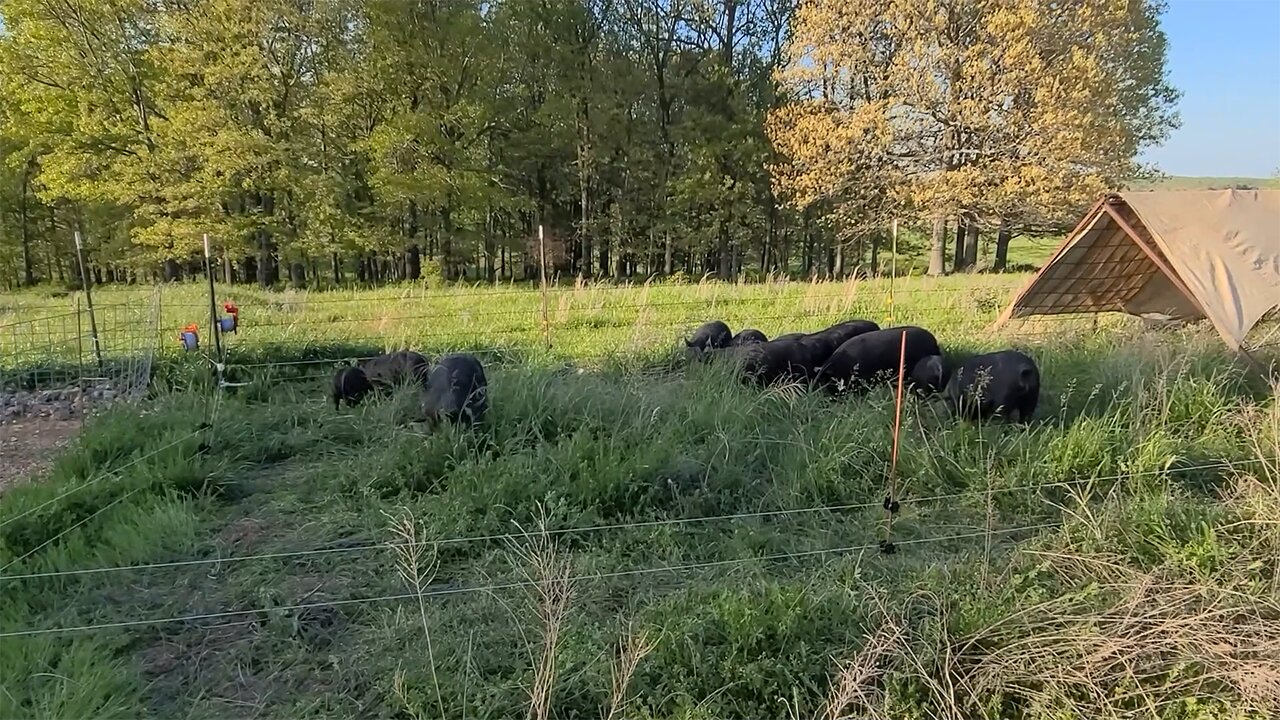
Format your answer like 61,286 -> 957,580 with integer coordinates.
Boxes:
1100,201 -> 1212,322
991,195 -> 1110,329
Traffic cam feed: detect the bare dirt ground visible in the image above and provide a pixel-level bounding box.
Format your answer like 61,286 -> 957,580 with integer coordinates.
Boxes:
0,416 -> 80,493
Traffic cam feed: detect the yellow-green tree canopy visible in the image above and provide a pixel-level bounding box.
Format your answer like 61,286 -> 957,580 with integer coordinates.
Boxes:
769,0 -> 1179,264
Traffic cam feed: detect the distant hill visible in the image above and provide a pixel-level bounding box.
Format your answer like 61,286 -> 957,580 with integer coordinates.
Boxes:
1127,176 -> 1280,191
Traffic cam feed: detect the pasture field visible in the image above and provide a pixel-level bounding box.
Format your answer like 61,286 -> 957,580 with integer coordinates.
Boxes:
1,274 -> 1278,720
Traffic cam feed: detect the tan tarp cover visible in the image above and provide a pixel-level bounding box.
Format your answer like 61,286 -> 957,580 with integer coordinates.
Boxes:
998,189 -> 1280,349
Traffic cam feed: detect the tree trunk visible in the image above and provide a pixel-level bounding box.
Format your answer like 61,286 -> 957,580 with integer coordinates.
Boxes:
963,222 -> 979,270
405,245 -> 421,281
953,219 -> 968,272
599,230 -> 610,277
994,223 -> 1012,272
331,252 -> 342,284
927,216 -> 947,276
19,160 -> 35,286
870,232 -> 881,276
663,232 -> 673,275
289,261 -> 306,287
256,192 -> 278,288
834,242 -> 845,278
717,222 -> 730,278
765,190 -> 777,274
163,259 -> 181,282
441,205 -> 454,281
580,164 -> 591,279
484,207 -> 495,282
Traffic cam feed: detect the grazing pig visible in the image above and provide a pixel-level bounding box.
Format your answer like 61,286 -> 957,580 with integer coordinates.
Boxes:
937,350 -> 1040,423
731,328 -> 768,346
816,326 -> 941,394
793,319 -> 881,372
331,366 -> 373,410
909,354 -> 949,396
419,353 -> 489,428
686,320 -> 733,352
360,350 -> 429,390
713,339 -> 815,386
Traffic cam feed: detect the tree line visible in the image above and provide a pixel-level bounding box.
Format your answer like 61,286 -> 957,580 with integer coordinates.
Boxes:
0,0 -> 1178,289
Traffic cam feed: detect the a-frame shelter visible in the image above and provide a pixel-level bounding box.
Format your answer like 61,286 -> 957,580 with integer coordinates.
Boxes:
994,189 -> 1280,351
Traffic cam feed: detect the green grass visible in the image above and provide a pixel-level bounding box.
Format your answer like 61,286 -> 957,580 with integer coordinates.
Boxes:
1,272 -> 1063,387
1,276 -> 1278,720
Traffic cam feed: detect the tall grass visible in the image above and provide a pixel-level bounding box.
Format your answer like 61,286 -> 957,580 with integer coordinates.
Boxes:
0,278 -> 1275,719
2,274 -> 1125,386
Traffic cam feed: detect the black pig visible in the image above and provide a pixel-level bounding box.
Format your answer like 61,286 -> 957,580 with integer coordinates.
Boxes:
796,320 -> 881,369
331,366 -> 373,410
714,339 -> 815,386
686,321 -> 733,352
731,328 -> 768,346
816,326 -> 941,394
922,350 -> 1041,423
419,353 -> 489,428
360,350 -> 429,390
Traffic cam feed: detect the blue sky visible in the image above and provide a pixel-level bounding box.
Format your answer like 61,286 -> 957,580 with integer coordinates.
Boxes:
1140,0 -> 1280,178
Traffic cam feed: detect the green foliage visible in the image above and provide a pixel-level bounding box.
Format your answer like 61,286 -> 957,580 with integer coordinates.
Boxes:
0,0 -> 816,287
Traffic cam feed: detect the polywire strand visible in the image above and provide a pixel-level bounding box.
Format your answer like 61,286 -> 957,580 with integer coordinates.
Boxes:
244,304 -> 890,329
224,313 -> 1065,366
0,389 -> 225,533
0,523 -> 1060,639
0,310 -> 84,331
226,311 -> 867,353
241,292 -> 919,326
219,329 -> 1095,379
0,429 -> 207,531
236,294 -> 991,329
0,487 -> 149,574
2,456 -> 1263,582
0,392 -> 227,575
166,280 -> 989,306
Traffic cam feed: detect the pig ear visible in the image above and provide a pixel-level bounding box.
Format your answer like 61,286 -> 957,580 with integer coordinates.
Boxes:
919,354 -> 944,386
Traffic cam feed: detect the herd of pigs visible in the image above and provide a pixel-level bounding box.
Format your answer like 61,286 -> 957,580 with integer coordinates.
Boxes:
683,320 -> 1040,422
328,318 -> 1040,429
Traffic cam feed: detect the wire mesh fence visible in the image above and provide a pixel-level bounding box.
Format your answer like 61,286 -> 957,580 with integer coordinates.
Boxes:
2,274 -> 1194,399
9,267 -> 1269,408
0,289 -> 161,422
